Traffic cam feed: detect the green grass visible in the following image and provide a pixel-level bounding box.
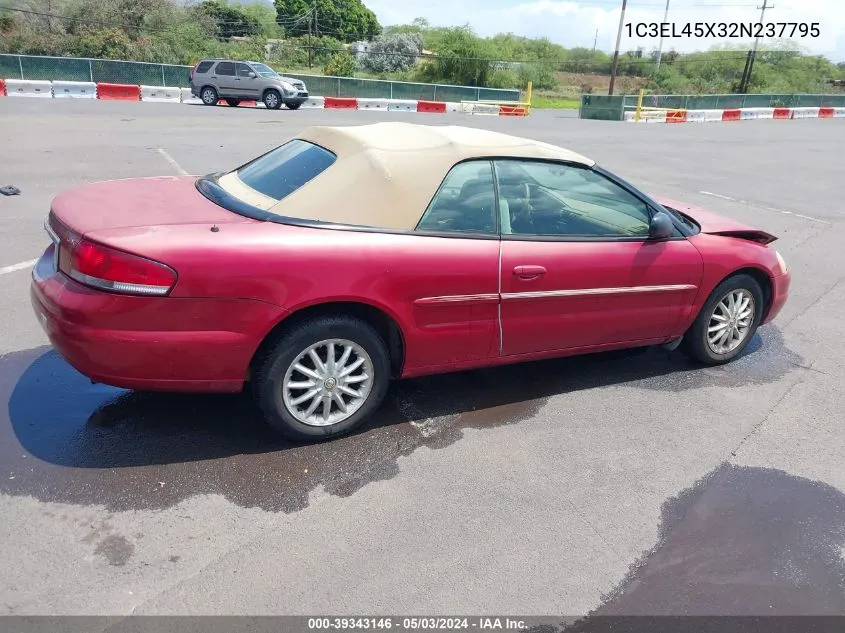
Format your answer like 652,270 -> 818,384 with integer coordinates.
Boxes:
530,95 -> 580,110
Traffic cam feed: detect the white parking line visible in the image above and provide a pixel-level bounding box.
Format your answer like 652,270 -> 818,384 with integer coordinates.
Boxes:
699,191 -> 735,201
699,190 -> 830,225
0,258 -> 39,276
156,148 -> 189,176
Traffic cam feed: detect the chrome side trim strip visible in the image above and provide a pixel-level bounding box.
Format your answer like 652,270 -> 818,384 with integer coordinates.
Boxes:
415,284 -> 697,306
501,284 -> 697,301
414,293 -> 499,306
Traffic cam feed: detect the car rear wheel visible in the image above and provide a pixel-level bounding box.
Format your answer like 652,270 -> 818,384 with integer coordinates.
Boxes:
226,99 -> 241,107
263,90 -> 282,110
682,274 -> 764,365
254,316 -> 390,441
200,87 -> 218,106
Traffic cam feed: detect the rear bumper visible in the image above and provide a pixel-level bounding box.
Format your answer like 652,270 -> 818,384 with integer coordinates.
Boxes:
30,245 -> 286,393
763,270 -> 790,324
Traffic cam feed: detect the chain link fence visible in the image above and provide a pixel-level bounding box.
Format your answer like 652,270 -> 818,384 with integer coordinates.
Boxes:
626,93 -> 845,110
580,93 -> 845,120
0,53 -> 520,102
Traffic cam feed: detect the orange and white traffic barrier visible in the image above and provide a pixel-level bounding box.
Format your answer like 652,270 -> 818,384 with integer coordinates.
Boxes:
626,104 -> 843,124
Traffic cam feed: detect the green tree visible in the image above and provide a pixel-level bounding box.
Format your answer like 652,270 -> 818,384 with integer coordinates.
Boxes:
416,26 -> 491,86
0,11 -> 16,33
197,0 -> 262,39
323,50 -> 355,76
69,27 -> 134,58
359,33 -> 421,73
275,0 -> 380,43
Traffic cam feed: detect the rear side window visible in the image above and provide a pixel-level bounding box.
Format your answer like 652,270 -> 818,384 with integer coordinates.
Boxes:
236,140 -> 336,201
215,61 -> 235,76
196,61 -> 214,73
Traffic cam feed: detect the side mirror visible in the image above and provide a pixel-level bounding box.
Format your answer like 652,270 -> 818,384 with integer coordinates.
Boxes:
248,71 -> 256,78
648,211 -> 674,240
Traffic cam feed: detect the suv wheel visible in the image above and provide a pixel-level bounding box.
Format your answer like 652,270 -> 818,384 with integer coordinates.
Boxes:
263,90 -> 282,110
200,87 -> 218,106
286,102 -> 302,110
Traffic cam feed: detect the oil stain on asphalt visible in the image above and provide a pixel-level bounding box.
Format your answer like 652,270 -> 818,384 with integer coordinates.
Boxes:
0,326 -> 802,513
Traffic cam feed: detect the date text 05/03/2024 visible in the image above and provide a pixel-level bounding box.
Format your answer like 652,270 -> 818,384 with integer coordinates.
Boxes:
625,22 -> 820,39
307,617 -> 528,630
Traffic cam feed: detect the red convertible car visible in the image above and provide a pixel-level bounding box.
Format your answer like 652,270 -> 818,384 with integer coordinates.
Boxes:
31,122 -> 790,440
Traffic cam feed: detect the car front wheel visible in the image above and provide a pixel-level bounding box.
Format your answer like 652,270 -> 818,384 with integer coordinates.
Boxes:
200,87 -> 218,106
286,102 -> 302,110
682,273 -> 764,365
254,316 -> 390,441
263,90 -> 282,110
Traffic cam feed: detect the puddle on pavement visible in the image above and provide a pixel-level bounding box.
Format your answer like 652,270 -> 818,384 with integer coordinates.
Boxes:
552,464 -> 845,633
0,326 -> 803,513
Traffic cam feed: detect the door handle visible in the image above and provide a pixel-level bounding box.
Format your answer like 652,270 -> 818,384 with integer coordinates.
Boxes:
513,265 -> 547,279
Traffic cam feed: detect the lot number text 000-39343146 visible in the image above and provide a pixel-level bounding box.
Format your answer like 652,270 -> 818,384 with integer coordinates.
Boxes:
625,22 -> 820,39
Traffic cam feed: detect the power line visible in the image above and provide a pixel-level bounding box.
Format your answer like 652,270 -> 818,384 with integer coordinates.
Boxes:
0,4 -> 815,72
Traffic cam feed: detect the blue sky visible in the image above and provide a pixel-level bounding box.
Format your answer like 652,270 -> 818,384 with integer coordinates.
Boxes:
363,0 -> 845,61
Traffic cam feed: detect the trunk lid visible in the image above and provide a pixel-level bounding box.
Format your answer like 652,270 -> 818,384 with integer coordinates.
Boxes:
50,176 -> 252,236
655,196 -> 778,245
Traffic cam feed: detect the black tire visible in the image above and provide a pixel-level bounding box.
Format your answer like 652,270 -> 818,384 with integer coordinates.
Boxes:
263,89 -> 282,110
253,316 -> 390,441
200,86 -> 218,106
681,273 -> 764,365
226,99 -> 241,107
286,102 -> 302,110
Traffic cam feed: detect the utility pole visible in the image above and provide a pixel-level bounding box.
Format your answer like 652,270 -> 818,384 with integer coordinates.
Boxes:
740,0 -> 773,92
307,2 -> 314,68
655,0 -> 670,72
608,0 -> 628,95
593,28 -> 598,52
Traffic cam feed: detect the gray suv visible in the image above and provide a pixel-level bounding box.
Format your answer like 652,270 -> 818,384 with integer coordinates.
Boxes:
189,59 -> 309,110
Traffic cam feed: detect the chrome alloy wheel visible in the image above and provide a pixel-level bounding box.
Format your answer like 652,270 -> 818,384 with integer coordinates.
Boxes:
201,88 -> 216,104
707,288 -> 755,355
264,91 -> 280,108
282,339 -> 374,427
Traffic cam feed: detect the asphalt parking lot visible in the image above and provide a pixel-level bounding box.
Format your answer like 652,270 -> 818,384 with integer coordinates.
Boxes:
1,98 -> 844,620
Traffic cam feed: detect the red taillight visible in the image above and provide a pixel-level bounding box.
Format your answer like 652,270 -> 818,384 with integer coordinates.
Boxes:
48,212 -> 176,296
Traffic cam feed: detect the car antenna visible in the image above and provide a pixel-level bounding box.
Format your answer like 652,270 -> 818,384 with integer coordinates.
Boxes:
210,224 -> 220,233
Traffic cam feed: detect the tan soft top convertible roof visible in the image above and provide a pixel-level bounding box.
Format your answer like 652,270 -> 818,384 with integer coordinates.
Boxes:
218,121 -> 596,230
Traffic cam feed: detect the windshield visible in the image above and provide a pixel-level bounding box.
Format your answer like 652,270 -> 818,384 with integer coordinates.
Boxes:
250,62 -> 279,78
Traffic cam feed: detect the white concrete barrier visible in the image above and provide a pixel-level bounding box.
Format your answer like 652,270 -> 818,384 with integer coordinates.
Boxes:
740,108 -> 758,120
791,107 -> 820,119
141,85 -> 181,102
180,87 -> 201,104
751,107 -> 775,119
356,98 -> 389,111
469,103 -> 500,116
685,110 -> 707,123
302,96 -> 325,109
5,79 -> 52,98
834,107 -> 845,118
703,109 -> 723,122
386,99 -> 417,112
52,80 -> 96,99
445,102 -> 461,113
